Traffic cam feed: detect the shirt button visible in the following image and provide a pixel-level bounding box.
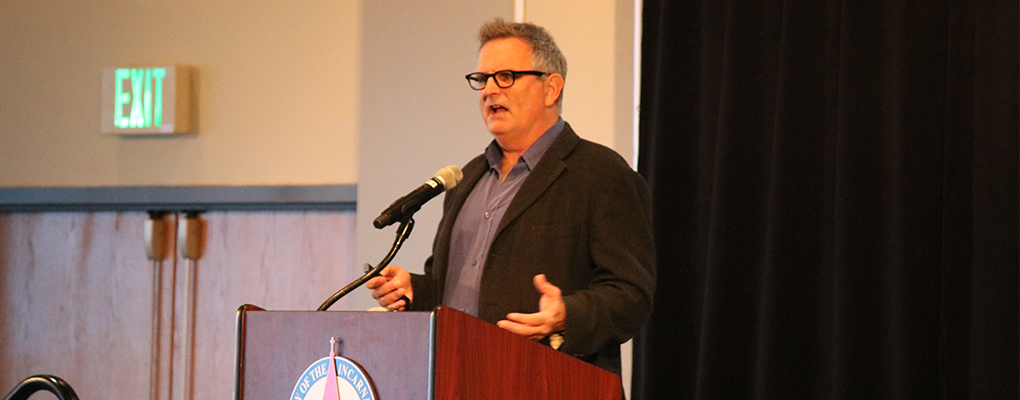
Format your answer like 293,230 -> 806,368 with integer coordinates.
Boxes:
484,211 -> 491,219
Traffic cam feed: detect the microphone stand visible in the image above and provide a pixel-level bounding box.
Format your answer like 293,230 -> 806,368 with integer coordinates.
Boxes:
317,217 -> 415,311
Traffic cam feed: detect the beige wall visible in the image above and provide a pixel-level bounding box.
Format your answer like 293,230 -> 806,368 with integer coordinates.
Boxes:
527,0 -> 637,161
0,0 -> 634,190
0,1 -> 361,187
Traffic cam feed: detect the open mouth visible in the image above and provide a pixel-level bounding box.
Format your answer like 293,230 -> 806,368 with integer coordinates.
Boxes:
489,105 -> 508,114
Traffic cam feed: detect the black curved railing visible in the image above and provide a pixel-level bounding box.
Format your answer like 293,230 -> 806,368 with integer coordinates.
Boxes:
3,375 -> 79,400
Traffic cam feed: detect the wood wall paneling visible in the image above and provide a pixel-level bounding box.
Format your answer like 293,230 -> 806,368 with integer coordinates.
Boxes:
0,213 -> 152,399
0,211 -> 360,399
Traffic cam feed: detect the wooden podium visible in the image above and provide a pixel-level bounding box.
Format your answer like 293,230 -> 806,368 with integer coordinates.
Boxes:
234,305 -> 622,400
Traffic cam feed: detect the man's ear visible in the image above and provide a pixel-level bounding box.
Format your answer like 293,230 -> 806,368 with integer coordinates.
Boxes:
544,73 -> 564,107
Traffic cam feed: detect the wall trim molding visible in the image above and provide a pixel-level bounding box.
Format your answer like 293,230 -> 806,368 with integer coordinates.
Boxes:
0,185 -> 357,212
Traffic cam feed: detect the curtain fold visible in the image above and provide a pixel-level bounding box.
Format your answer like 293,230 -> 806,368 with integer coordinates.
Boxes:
633,0 -> 1018,398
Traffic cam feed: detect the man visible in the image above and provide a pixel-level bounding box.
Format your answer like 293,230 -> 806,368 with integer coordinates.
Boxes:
366,18 -> 655,376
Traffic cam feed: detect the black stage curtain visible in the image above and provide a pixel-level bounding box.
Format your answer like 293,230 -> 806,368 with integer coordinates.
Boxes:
632,0 -> 1018,398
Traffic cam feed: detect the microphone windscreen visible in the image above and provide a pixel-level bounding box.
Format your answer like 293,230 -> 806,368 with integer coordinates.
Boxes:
434,165 -> 463,190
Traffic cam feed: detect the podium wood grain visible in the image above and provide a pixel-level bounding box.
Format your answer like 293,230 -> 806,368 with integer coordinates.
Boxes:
433,307 -> 622,400
235,306 -> 622,400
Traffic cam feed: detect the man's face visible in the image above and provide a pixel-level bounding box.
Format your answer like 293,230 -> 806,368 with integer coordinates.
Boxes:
476,38 -> 552,141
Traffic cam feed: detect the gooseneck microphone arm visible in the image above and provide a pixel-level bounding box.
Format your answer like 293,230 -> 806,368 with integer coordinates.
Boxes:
317,218 -> 415,311
318,165 -> 461,311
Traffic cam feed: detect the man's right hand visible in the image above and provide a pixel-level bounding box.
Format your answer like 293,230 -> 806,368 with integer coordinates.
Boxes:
365,265 -> 413,311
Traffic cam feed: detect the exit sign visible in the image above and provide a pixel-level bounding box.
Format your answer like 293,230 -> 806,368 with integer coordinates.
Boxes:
101,65 -> 193,134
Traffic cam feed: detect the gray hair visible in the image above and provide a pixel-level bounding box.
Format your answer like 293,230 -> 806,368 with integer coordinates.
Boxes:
478,18 -> 567,110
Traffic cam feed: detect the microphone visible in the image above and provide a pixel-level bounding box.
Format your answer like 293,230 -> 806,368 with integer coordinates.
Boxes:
373,165 -> 463,229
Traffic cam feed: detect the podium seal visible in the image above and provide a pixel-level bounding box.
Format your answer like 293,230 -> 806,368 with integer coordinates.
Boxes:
290,337 -> 378,400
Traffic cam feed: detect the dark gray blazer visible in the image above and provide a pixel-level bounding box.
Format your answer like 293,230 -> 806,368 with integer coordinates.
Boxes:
409,122 -> 656,375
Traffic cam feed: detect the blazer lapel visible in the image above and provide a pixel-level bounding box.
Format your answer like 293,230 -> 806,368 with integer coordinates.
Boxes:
494,123 -> 581,239
445,155 -> 488,217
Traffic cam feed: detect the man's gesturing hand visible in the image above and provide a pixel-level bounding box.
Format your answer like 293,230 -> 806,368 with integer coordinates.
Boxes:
365,265 -> 413,311
497,274 -> 566,341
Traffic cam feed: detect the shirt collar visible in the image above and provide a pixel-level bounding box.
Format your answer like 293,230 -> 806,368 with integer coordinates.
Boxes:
484,118 -> 565,170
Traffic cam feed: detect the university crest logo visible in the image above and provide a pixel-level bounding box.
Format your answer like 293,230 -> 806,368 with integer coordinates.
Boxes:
290,338 -> 377,400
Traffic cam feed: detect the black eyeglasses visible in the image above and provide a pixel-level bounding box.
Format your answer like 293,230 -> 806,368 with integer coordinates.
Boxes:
465,70 -> 547,90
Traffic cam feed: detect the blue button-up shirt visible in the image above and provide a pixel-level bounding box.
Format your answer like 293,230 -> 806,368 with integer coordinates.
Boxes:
443,119 -> 565,316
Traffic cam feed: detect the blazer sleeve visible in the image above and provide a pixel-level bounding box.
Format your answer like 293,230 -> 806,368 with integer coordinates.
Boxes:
407,259 -> 438,311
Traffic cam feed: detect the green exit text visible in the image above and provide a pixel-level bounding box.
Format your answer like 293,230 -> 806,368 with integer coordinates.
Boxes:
114,68 -> 167,129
